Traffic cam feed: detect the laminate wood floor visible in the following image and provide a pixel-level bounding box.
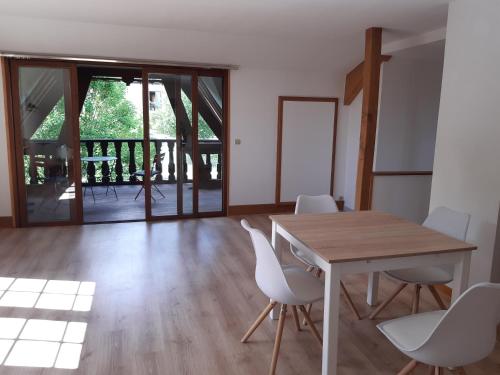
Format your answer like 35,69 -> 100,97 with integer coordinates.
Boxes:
0,215 -> 498,374
26,183 -> 222,223
82,184 -> 222,222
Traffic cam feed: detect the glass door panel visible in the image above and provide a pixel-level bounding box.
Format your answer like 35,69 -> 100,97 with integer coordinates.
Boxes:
197,76 -> 224,213
148,73 -> 193,216
79,71 -> 144,223
15,65 -> 77,224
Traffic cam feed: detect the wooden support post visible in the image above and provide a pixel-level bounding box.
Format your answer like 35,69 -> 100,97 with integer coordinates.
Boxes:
355,27 -> 383,211
344,55 -> 391,106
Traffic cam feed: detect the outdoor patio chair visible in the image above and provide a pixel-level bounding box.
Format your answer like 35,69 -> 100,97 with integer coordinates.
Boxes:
133,152 -> 166,201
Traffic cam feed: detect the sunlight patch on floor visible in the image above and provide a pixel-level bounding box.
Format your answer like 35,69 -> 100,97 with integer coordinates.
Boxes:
0,277 -> 95,370
0,277 -> 95,311
0,318 -> 87,369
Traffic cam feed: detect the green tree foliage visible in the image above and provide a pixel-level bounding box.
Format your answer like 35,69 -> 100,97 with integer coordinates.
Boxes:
34,80 -> 217,140
79,80 -> 142,139
32,80 -> 141,140
149,88 -> 216,140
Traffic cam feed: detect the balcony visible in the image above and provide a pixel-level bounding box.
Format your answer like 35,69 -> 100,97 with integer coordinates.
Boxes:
25,138 -> 223,222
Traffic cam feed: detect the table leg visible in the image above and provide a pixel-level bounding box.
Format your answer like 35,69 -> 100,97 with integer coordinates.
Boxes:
322,263 -> 341,375
451,252 -> 471,303
367,272 -> 380,306
270,221 -> 281,320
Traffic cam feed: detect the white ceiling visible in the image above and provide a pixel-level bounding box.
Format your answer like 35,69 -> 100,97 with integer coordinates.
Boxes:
1,0 -> 451,41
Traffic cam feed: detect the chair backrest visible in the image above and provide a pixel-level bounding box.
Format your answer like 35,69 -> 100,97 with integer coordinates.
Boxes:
290,195 -> 339,262
32,155 -> 64,180
295,194 -> 339,215
422,207 -> 471,277
423,206 -> 470,241
413,282 -> 500,367
152,153 -> 166,172
240,219 -> 295,303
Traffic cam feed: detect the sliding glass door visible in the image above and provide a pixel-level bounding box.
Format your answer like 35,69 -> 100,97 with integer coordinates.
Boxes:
6,59 -> 227,226
197,75 -> 224,213
144,69 -> 227,219
146,73 -> 194,217
10,61 -> 80,225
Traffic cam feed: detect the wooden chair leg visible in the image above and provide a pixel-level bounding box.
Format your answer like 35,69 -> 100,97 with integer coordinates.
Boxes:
428,285 -> 447,310
397,360 -> 419,375
448,368 -> 467,375
302,302 -> 313,326
427,365 -> 442,375
369,283 -> 408,319
412,284 -> 422,314
291,306 -> 301,331
299,305 -> 322,346
269,304 -> 287,375
340,281 -> 361,320
241,301 -> 277,343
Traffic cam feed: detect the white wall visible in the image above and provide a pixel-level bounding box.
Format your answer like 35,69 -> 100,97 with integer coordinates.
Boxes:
334,95 -> 362,210
0,15 -> 348,213
333,33 -> 446,211
375,51 -> 443,171
372,175 -> 432,223
370,42 -> 443,222
230,69 -> 339,205
0,59 -> 12,216
430,0 -> 500,283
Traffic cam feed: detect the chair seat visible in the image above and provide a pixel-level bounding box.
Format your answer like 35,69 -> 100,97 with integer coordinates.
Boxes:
385,266 -> 453,285
134,170 -> 159,177
282,265 -> 324,305
377,310 -> 446,352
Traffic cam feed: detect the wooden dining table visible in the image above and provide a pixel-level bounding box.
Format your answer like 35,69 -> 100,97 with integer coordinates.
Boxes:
269,210 -> 477,375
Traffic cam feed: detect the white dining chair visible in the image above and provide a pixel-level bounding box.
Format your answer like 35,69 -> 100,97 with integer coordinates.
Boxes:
377,282 -> 500,374
369,207 -> 471,320
240,219 -> 324,375
291,194 -> 361,320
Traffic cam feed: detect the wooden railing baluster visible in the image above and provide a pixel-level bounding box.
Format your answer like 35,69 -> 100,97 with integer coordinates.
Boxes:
28,152 -> 37,184
85,141 -> 96,184
206,153 -> 212,181
217,153 -> 222,180
128,141 -> 137,182
183,153 -> 188,182
140,141 -> 145,171
167,140 -> 175,182
100,141 -> 110,184
114,141 -> 123,183
154,140 -> 162,181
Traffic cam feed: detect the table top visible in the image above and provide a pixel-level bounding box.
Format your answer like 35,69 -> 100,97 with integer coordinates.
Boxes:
270,211 -> 477,264
81,156 -> 117,162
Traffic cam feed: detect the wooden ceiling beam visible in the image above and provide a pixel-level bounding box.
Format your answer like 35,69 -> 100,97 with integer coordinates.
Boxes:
343,54 -> 391,105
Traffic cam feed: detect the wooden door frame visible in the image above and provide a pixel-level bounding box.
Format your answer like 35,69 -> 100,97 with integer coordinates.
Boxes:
1,58 -> 20,227
7,59 -> 82,227
275,96 -> 339,206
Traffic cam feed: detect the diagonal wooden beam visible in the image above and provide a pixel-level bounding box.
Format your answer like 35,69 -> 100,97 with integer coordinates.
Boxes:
355,27 -> 383,210
344,55 -> 391,105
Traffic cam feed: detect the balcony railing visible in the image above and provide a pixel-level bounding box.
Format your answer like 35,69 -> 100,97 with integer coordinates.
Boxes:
25,139 -> 222,187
